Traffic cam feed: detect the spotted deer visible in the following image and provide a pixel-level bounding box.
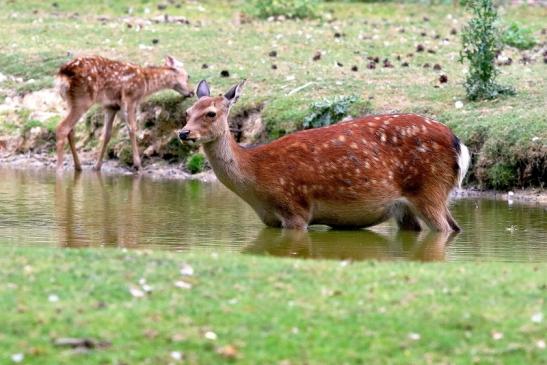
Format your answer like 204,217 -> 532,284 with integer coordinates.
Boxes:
179,80 -> 470,232
55,55 -> 193,172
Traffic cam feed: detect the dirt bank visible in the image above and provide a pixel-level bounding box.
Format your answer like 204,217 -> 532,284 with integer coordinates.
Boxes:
1,150 -> 545,204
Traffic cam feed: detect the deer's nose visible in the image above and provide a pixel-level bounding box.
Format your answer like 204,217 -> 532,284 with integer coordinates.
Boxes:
179,130 -> 190,140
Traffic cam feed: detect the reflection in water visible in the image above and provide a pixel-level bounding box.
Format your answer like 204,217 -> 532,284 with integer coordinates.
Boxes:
54,171 -> 143,248
245,228 -> 456,262
0,167 -> 546,262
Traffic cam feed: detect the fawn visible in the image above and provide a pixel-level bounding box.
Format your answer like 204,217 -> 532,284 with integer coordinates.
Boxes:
55,55 -> 193,172
179,80 -> 470,232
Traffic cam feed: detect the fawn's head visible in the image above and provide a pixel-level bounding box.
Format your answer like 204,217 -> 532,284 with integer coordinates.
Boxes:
165,56 -> 193,97
179,79 -> 245,144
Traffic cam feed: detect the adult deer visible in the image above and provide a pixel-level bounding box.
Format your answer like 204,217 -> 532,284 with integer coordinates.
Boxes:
55,55 -> 193,172
179,80 -> 470,231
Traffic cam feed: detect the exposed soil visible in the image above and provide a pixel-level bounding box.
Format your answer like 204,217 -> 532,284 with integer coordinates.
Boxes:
1,150 -> 545,204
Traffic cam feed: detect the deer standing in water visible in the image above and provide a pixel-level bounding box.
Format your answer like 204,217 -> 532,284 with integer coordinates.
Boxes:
179,80 -> 470,232
55,55 -> 193,172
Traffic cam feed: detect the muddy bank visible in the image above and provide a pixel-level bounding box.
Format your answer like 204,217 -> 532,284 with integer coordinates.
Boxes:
0,86 -> 545,189
0,151 -> 216,182
1,150 -> 545,204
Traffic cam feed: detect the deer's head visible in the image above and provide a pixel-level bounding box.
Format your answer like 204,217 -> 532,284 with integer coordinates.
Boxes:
165,56 -> 193,98
179,79 -> 245,144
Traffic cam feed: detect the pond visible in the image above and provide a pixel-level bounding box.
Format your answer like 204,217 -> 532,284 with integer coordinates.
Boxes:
0,167 -> 545,262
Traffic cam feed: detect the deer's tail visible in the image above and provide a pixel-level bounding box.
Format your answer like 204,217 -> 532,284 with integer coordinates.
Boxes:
453,136 -> 471,188
54,73 -> 71,101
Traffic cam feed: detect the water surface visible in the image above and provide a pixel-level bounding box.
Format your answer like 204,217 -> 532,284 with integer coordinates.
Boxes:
0,167 -> 545,262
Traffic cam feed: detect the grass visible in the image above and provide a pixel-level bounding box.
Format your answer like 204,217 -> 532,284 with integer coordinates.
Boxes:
0,245 -> 545,364
0,0 -> 545,187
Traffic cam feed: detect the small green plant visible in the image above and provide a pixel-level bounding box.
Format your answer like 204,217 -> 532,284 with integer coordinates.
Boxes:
302,96 -> 358,129
186,153 -> 206,174
502,22 -> 537,50
21,119 -> 42,133
245,0 -> 319,19
459,0 -> 515,101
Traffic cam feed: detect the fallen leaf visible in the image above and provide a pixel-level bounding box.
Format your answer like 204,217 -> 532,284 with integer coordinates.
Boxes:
531,312 -> 543,323
491,331 -> 503,340
11,353 -> 24,363
171,333 -> 186,342
48,294 -> 59,303
175,280 -> 192,289
129,287 -> 145,298
53,337 -> 111,349
180,264 -> 194,276
170,351 -> 183,361
217,344 -> 238,359
204,331 -> 217,340
408,332 -> 421,341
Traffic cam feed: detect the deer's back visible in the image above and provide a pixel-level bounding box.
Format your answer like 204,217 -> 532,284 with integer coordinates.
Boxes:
58,56 -> 144,102
245,114 -> 460,205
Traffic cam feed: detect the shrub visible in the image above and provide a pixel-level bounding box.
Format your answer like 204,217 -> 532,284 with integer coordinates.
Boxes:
502,22 -> 537,50
302,96 -> 358,129
186,153 -> 206,174
459,0 -> 515,101
245,0 -> 319,19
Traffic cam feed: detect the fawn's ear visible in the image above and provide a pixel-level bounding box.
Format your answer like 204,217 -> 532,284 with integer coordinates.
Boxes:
165,55 -> 183,69
224,80 -> 246,108
196,80 -> 210,99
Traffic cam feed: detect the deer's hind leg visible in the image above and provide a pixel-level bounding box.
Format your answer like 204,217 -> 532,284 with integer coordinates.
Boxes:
122,101 -> 142,171
405,193 -> 456,233
56,101 -> 91,171
93,107 -> 118,171
392,200 -> 422,231
67,129 -> 81,171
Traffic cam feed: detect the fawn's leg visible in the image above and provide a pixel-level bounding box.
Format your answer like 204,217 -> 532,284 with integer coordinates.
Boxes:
124,102 -> 142,171
56,105 -> 88,171
93,107 -> 117,171
67,129 -> 81,171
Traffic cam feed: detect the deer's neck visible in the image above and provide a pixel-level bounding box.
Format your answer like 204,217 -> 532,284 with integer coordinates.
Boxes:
202,130 -> 251,193
142,67 -> 173,96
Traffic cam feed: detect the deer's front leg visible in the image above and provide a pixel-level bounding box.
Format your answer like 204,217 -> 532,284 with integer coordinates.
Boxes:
124,102 -> 142,172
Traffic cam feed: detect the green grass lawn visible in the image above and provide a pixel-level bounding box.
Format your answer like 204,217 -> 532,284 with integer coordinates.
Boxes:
1,245 -> 545,364
0,1 -> 545,188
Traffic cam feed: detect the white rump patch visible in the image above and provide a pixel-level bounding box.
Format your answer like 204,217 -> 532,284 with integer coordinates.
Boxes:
457,141 -> 471,188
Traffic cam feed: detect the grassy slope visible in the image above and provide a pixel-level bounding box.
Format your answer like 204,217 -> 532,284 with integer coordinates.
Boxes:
0,246 -> 545,364
0,1 -> 545,187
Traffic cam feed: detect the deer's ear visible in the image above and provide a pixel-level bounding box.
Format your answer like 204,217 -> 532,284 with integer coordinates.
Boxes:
165,55 -> 175,67
224,80 -> 246,107
196,80 -> 210,99
165,55 -> 183,69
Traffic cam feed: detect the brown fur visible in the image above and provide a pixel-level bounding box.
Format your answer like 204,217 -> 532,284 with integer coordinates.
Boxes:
182,82 -> 466,231
55,55 -> 193,172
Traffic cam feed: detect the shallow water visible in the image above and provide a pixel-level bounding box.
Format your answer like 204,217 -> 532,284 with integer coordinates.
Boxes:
0,167 -> 545,262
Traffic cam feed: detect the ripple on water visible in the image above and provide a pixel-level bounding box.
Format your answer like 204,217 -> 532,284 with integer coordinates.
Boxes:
0,167 -> 545,263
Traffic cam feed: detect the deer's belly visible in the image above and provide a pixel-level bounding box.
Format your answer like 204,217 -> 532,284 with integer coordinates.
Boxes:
310,200 -> 392,228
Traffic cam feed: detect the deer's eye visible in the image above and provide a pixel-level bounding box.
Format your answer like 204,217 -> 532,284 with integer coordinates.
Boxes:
206,111 -> 216,118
